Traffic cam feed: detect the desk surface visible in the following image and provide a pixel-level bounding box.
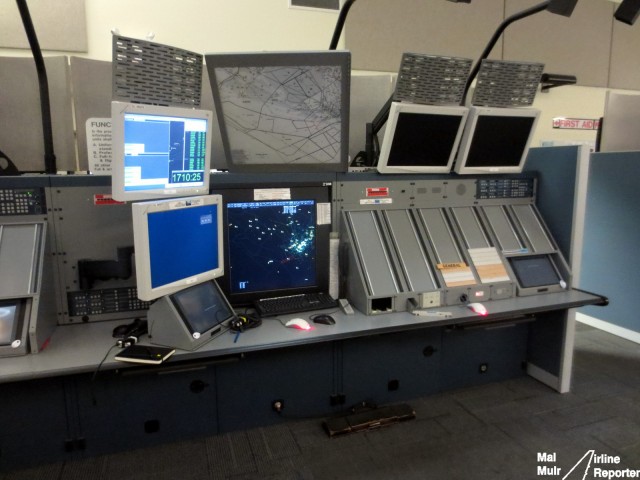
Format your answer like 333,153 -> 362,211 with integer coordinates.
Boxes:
0,289 -> 605,384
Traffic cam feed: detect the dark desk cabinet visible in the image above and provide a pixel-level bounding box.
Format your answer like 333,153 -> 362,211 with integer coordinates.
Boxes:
215,342 -> 336,432
0,378 -> 68,469
0,310 -> 591,472
75,365 -> 219,457
440,322 -> 530,391
341,328 -> 442,406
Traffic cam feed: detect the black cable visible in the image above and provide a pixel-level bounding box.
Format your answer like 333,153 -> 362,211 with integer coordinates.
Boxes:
90,343 -> 119,405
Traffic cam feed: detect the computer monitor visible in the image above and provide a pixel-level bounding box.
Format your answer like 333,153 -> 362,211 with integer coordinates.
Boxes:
111,101 -> 213,202
0,299 -> 28,357
213,184 -> 332,307
376,102 -> 469,174
147,279 -> 236,351
508,255 -> 562,289
205,50 -> 350,173
507,254 -> 569,296
132,195 -> 224,301
453,107 -> 540,175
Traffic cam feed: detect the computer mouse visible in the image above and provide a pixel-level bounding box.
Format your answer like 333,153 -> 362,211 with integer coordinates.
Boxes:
284,318 -> 312,330
312,314 -> 336,325
467,302 -> 488,316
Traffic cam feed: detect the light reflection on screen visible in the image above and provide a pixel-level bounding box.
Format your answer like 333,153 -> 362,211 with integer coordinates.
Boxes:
0,306 -> 17,346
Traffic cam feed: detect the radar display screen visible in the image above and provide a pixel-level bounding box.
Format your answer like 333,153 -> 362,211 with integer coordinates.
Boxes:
227,199 -> 317,295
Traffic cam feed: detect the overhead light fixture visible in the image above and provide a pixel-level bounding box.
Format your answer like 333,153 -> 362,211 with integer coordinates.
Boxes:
547,0 -> 579,17
540,73 -> 577,92
614,0 -> 640,25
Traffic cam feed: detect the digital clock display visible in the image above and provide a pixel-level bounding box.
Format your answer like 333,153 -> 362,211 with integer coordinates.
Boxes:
171,171 -> 204,184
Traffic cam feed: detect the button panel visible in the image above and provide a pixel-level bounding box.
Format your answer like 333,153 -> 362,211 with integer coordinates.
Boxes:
0,188 -> 47,216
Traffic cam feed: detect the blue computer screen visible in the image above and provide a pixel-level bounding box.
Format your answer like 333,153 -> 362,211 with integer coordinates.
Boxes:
226,199 -> 317,295
123,113 -> 208,192
147,204 -> 220,289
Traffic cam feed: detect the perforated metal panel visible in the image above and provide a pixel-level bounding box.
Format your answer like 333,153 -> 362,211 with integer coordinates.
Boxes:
393,53 -> 472,106
471,60 -> 544,108
112,35 -> 203,107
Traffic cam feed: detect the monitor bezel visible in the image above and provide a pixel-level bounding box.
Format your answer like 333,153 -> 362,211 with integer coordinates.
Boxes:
205,50 -> 351,173
111,101 -> 214,202
376,102 -> 469,174
453,106 -> 540,175
132,194 -> 224,301
212,183 -> 332,307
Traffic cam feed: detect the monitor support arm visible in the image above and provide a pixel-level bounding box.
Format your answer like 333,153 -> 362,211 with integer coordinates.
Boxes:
330,0 -> 474,167
15,0 -> 57,174
364,97 -> 394,167
329,0 -> 358,50
460,1 -> 550,106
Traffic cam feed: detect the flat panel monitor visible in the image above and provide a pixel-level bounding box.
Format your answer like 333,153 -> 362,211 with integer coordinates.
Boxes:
111,101 -> 213,202
508,255 -> 562,289
0,299 -> 27,357
454,107 -> 540,175
132,195 -> 224,301
147,279 -> 236,351
205,51 -> 350,173
377,102 -> 469,174
213,184 -> 332,307
171,280 -> 235,336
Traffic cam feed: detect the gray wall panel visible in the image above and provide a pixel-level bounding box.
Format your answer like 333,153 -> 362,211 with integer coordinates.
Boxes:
609,19 -> 640,90
349,74 -> 395,162
0,56 -> 75,172
504,0 -> 613,88
70,57 -> 112,172
346,0 -> 622,90
0,0 -> 87,52
345,0 -> 504,72
580,151 -> 640,335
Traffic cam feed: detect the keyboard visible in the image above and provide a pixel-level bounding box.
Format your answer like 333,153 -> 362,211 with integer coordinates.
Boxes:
254,292 -> 338,317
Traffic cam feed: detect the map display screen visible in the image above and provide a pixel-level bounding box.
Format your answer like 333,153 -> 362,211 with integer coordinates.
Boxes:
206,51 -> 350,173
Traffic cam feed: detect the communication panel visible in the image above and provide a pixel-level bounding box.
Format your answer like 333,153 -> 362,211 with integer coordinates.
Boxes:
48,179 -> 146,324
338,176 -> 569,315
0,187 -> 47,216
479,203 -> 570,296
0,174 -> 571,331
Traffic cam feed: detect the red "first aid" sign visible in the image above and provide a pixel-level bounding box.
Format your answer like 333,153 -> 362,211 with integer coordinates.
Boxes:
552,117 -> 600,130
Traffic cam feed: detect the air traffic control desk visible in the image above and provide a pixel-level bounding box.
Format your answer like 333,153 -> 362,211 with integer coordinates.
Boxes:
0,171 -> 605,471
